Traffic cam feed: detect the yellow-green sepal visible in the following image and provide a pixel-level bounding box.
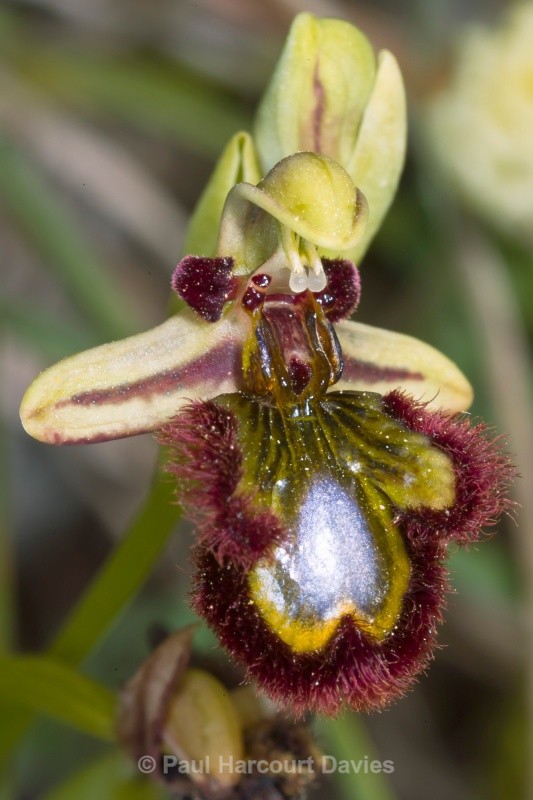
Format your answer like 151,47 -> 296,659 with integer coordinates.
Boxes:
342,50 -> 406,263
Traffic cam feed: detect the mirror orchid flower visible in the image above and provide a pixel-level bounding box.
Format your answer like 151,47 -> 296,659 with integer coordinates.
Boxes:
19,14 -> 512,715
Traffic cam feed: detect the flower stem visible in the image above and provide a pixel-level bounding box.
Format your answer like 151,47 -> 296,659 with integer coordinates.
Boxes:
316,715 -> 397,800
50,467 -> 179,663
0,466 -> 180,766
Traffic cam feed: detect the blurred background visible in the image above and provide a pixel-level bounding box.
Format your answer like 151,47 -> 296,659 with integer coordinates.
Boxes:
1,0 -> 532,798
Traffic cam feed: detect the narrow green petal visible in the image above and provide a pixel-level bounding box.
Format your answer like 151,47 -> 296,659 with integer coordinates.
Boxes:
343,51 -> 407,263
254,13 -> 376,172
334,320 -> 473,412
20,312 -> 245,444
184,131 -> 262,258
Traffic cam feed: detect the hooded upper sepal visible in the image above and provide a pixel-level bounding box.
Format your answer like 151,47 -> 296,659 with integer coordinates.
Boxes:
19,311 -> 246,444
334,318 -> 474,412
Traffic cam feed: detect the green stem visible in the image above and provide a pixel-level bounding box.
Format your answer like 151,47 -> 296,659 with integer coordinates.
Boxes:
317,715 -> 397,800
0,468 -> 180,764
50,469 -> 180,663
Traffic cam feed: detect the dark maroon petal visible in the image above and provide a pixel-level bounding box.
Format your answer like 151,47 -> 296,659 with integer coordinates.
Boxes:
383,390 -> 515,546
241,285 -> 265,313
313,258 -> 361,323
172,255 -> 238,322
192,538 -> 448,716
159,401 -> 284,569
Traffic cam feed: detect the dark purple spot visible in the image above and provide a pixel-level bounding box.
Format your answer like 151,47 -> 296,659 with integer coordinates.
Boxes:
314,259 -> 361,322
288,357 -> 312,395
251,274 -> 272,289
172,255 -> 237,322
241,286 -> 264,312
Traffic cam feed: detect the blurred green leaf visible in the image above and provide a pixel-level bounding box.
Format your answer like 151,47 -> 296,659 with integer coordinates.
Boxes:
0,419 -> 15,800
0,136 -> 137,342
317,715 -> 396,800
44,753 -> 165,800
7,41 -> 250,158
449,542 -> 519,605
0,302 -> 96,360
0,419 -> 13,655
0,468 -> 180,766
494,234 -> 533,332
0,656 -> 115,741
487,685 -> 526,800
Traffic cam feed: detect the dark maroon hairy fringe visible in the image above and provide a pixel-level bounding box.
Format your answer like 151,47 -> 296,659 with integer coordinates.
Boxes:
383,390 -> 515,546
171,255 -> 237,322
192,537 -> 448,715
158,401 -> 284,569
161,393 -> 513,714
313,258 -> 361,323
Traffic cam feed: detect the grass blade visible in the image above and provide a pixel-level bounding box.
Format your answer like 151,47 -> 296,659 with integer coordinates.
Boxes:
0,135 -> 137,342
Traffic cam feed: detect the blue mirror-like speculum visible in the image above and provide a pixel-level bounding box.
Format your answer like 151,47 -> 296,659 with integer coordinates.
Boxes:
249,476 -> 409,654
